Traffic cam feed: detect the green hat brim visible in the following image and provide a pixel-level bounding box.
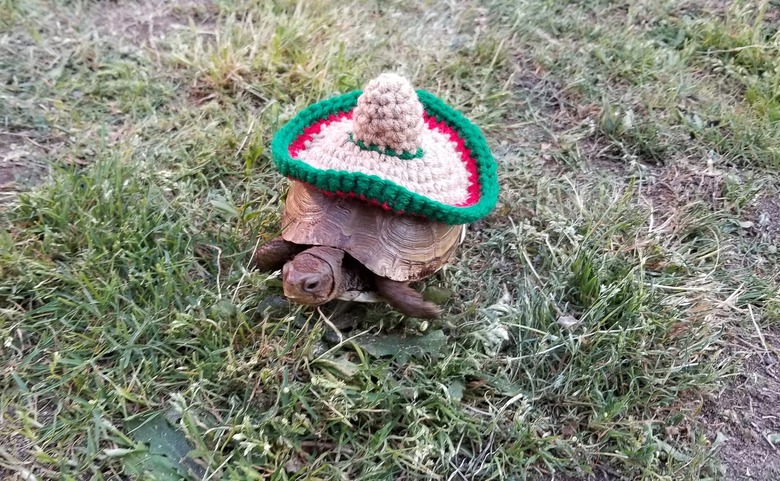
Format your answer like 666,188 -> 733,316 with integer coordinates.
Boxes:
271,89 -> 499,225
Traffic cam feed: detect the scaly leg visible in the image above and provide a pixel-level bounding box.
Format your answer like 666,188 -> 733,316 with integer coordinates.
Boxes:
373,276 -> 442,319
252,238 -> 306,272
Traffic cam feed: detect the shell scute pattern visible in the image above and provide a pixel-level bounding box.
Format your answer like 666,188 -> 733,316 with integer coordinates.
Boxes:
281,182 -> 463,282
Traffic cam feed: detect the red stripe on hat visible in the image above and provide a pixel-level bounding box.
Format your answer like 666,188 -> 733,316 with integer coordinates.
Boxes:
289,111 -> 352,158
423,113 -> 480,207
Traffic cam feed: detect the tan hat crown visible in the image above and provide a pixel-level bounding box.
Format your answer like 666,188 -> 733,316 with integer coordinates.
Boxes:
352,73 -> 424,153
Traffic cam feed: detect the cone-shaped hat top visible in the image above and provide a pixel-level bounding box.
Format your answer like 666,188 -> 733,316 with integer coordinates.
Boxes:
352,73 -> 424,153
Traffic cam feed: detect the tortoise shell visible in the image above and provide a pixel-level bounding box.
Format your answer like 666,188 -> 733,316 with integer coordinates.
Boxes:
280,181 -> 465,282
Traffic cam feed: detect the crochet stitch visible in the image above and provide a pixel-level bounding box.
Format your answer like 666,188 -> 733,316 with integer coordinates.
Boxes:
352,73 -> 424,153
271,74 -> 499,225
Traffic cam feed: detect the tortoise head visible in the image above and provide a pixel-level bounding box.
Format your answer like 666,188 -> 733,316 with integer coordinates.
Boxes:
282,246 -> 345,305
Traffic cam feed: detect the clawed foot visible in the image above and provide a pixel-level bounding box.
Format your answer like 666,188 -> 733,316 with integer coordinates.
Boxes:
374,277 -> 442,319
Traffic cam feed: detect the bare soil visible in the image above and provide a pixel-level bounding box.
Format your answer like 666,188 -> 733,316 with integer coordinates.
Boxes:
0,429 -> 33,480
754,196 -> 780,240
92,0 -> 218,46
0,133 -> 48,205
0,404 -> 54,480
642,162 -> 726,219
700,328 -> 780,480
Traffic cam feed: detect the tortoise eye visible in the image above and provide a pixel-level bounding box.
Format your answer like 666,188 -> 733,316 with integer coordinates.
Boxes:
304,279 -> 320,292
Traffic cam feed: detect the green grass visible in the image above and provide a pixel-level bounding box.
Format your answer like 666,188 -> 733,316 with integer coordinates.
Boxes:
2,0 -> 779,479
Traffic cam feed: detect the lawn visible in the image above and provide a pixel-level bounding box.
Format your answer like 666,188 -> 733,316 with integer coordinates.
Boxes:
1,0 -> 779,479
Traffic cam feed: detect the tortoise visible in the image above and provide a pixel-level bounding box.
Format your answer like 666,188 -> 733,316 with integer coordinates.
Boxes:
253,73 -> 499,317
253,181 -> 465,318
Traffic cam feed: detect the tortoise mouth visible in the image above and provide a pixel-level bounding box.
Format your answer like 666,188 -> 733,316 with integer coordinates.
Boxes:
283,288 -> 331,306
285,294 -> 327,305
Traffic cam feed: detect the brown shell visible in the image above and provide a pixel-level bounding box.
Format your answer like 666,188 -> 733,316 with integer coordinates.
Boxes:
280,181 -> 464,282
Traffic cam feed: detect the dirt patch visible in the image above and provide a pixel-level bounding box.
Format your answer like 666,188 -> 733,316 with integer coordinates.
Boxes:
753,196 -> 780,240
641,163 -> 725,220
673,0 -> 732,18
0,133 -> 48,205
512,57 -> 622,178
92,0 -> 218,46
700,328 -> 780,480
0,403 -> 55,480
0,429 -> 34,480
513,58 -> 596,132
766,9 -> 780,28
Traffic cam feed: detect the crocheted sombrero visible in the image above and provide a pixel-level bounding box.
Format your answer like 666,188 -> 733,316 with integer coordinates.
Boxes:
270,73 -> 499,225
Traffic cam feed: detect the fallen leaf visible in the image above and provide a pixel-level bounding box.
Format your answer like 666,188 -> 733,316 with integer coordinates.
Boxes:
712,431 -> 729,449
654,439 -> 692,463
123,412 -> 205,480
738,220 -> 754,229
284,456 -> 306,473
561,424 -> 577,439
210,299 -> 237,320
314,354 -> 360,378
357,330 -> 447,363
210,198 -> 239,218
65,155 -> 89,166
423,285 -> 453,304
556,315 -> 581,330
448,380 -> 465,402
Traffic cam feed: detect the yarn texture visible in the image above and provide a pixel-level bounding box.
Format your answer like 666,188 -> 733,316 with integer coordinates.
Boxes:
270,74 -> 499,225
352,73 -> 424,153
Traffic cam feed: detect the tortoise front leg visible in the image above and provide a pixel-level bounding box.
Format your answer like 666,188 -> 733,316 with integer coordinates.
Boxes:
373,276 -> 442,319
252,237 -> 306,272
